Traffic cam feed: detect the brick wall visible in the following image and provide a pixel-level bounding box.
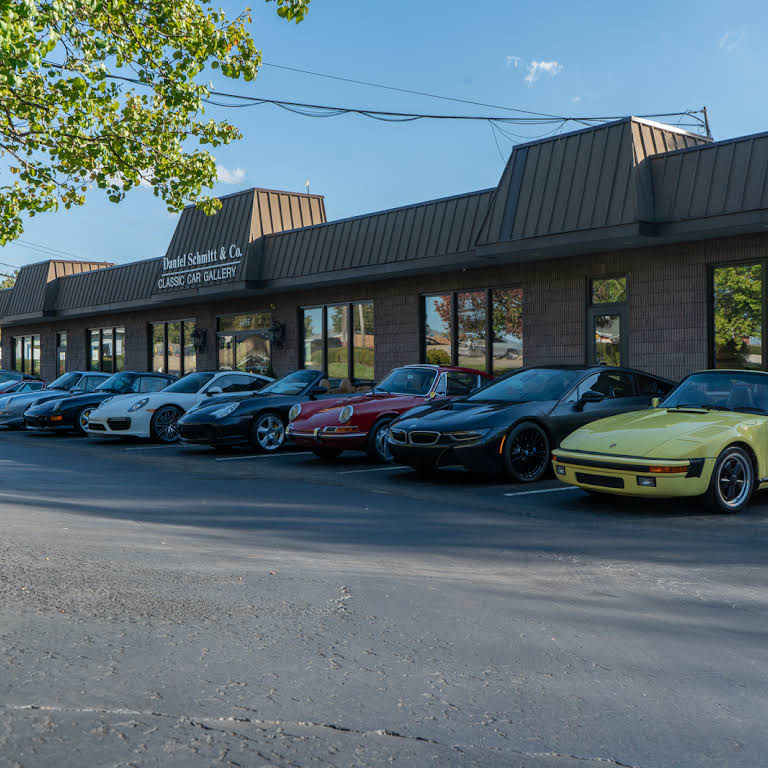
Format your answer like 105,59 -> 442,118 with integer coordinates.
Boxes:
3,232 -> 767,384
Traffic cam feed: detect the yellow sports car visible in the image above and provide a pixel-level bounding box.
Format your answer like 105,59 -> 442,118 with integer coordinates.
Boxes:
552,370 -> 768,513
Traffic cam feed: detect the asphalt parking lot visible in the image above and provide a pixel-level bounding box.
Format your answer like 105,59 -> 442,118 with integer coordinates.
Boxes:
1,430 -> 767,767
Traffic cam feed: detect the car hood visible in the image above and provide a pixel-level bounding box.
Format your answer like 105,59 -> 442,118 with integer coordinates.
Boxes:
29,391 -> 113,412
294,392 -> 425,426
395,400 -> 549,431
559,408 -> 759,458
0,389 -> 70,410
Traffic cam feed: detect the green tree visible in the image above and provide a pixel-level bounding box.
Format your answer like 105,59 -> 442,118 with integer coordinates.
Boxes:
713,265 -> 762,365
0,0 -> 310,244
0,268 -> 17,289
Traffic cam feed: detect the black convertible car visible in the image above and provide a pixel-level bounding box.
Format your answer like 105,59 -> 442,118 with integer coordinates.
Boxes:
24,370 -> 176,434
177,369 -> 354,451
388,366 -> 675,482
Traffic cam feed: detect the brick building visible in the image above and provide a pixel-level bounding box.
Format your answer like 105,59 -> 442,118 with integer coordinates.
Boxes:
2,116 -> 768,385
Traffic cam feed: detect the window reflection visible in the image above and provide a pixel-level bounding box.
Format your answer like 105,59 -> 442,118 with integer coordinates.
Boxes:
594,314 -> 621,366
713,264 -> 762,370
424,294 -> 452,365
491,288 -> 523,375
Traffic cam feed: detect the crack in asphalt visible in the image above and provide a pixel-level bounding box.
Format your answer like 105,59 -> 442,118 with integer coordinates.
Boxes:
3,704 -> 642,766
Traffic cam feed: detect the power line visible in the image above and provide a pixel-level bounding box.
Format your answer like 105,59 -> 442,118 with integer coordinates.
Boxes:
42,62 -> 708,131
15,239 -> 79,259
261,61 -> 576,122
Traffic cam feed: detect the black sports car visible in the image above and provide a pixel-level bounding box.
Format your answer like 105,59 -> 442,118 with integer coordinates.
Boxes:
24,370 -> 176,434
388,366 -> 675,482
177,369 -> 353,451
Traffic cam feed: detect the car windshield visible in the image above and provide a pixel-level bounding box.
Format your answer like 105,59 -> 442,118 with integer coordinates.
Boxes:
468,368 -> 585,403
162,372 -> 216,394
48,372 -> 81,390
375,367 -> 437,396
260,370 -> 319,396
661,371 -> 768,414
96,372 -> 138,393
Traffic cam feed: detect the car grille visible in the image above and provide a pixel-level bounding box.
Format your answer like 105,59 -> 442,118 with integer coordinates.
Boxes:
576,472 -> 624,489
409,431 -> 441,446
107,418 -> 131,431
389,429 -> 407,445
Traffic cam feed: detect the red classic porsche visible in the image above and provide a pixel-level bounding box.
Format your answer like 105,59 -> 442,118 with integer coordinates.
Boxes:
286,364 -> 492,462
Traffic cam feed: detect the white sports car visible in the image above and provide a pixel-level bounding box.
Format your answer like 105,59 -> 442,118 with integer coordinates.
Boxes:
87,370 -> 273,442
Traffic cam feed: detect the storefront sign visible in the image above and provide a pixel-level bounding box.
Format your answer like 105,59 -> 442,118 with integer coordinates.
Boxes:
156,243 -> 243,291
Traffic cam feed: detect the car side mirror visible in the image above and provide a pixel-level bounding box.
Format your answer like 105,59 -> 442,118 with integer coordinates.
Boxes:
573,389 -> 606,411
311,386 -> 327,396
206,386 -> 223,396
651,397 -> 661,408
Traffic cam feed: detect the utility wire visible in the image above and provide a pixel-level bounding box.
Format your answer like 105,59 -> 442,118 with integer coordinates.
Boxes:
261,61 -> 577,122
42,62 -> 708,131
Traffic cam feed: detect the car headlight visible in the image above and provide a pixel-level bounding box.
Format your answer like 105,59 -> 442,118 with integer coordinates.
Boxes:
212,402 -> 239,419
441,430 -> 489,443
288,403 -> 301,422
100,396 -> 113,406
339,404 -> 354,424
128,398 -> 149,412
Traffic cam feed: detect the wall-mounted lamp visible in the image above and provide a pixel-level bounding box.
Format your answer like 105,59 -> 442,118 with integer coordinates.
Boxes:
190,326 -> 207,352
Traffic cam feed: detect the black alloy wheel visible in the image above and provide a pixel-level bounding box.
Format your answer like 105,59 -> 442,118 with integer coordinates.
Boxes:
249,412 -> 285,452
75,406 -> 94,435
312,447 -> 342,460
503,421 -> 550,483
705,446 -> 754,513
367,417 -> 394,463
151,406 -> 183,443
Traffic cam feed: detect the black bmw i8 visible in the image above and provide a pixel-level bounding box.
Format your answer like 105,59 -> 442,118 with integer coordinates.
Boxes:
388,365 -> 674,482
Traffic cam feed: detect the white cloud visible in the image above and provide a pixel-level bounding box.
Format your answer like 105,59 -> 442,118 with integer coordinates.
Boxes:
719,31 -> 744,52
525,60 -> 563,86
571,96 -> 582,103
216,164 -> 246,185
505,55 -> 521,69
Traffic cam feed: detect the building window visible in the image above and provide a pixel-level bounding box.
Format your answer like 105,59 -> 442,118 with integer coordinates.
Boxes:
588,277 -> 628,366
12,335 -> 41,375
302,307 -> 324,370
216,312 -> 271,374
56,333 -> 67,375
149,319 -> 196,376
300,302 -> 375,383
712,264 -> 763,370
87,327 -> 125,372
422,289 -> 523,374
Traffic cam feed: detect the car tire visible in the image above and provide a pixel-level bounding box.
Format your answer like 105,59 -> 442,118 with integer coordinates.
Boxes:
151,406 -> 183,443
704,446 -> 755,513
249,412 -> 285,452
502,421 -> 550,483
75,406 -> 94,435
367,417 -> 394,463
312,447 -> 342,460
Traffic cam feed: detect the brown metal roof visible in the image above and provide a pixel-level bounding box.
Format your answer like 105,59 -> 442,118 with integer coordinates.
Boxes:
3,260 -> 111,321
478,117 -> 710,246
255,188 -> 494,282
649,131 -> 768,221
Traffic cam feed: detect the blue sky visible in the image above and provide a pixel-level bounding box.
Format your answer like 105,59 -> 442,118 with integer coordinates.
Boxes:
2,0 -> 767,269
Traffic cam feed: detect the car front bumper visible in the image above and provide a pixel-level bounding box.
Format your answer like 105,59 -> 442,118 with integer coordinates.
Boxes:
24,413 -> 72,431
286,424 -> 368,451
178,418 -> 249,446
388,433 -> 504,473
551,449 -> 713,497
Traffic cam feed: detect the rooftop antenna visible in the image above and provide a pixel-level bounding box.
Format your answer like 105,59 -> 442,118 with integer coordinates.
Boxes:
305,178 -> 310,194
702,106 -> 712,140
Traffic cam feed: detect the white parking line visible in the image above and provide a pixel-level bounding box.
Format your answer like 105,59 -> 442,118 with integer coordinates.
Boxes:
504,487 -> 581,497
123,445 -> 179,451
215,451 -> 314,462
337,465 -> 410,475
